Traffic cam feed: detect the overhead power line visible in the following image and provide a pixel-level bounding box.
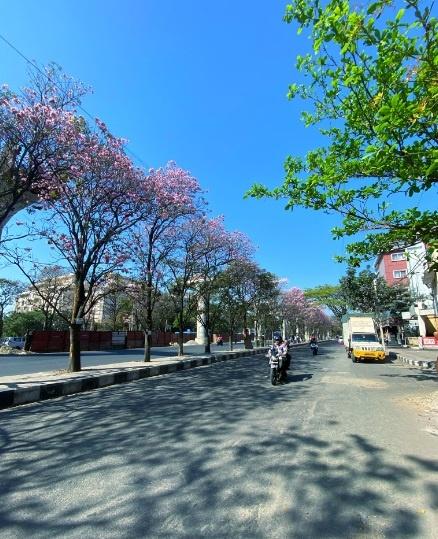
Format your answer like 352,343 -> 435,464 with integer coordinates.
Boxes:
0,32 -> 149,169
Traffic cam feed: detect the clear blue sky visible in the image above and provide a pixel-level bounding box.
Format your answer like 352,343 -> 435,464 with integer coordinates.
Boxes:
0,0 -> 350,289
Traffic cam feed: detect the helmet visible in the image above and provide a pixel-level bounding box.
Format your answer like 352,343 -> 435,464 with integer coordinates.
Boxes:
273,335 -> 282,343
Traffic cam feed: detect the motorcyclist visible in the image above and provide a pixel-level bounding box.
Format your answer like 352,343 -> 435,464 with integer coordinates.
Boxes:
309,335 -> 319,354
269,335 -> 289,382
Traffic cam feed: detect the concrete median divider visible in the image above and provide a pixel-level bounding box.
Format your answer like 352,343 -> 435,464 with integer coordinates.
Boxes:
395,353 -> 436,370
0,347 -> 270,410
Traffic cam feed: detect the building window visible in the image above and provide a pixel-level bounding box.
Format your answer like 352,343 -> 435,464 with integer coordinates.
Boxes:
391,252 -> 406,261
393,269 -> 407,279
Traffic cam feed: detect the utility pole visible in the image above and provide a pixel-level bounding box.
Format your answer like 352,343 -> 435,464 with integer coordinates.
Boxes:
373,276 -> 386,352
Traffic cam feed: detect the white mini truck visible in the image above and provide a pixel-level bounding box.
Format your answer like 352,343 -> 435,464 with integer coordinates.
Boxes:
342,314 -> 386,363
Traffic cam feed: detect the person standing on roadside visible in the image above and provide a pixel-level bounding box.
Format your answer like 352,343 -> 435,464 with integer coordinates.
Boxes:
243,328 -> 253,349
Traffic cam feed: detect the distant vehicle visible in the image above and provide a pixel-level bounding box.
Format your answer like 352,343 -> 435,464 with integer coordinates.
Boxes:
2,336 -> 26,350
310,342 -> 319,355
342,314 -> 385,363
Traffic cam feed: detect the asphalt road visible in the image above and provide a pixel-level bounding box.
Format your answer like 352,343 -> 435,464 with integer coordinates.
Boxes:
0,343 -> 437,538
0,344 -> 245,377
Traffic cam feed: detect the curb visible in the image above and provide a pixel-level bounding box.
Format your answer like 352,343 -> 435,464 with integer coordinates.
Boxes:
0,347 -> 269,411
395,353 -> 437,371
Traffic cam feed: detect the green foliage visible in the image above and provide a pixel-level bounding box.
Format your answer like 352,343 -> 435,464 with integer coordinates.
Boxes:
151,294 -> 179,332
247,0 -> 438,269
3,310 -> 45,336
213,261 -> 280,334
305,270 -> 413,322
0,278 -> 24,336
339,268 -> 413,316
304,283 -> 347,320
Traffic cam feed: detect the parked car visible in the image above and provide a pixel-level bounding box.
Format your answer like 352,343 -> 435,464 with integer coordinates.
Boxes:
2,336 -> 26,349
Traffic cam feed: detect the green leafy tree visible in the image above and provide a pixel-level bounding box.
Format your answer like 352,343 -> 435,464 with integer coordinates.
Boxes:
214,261 -> 280,346
304,284 -> 347,320
247,0 -> 438,269
213,264 -> 249,350
0,278 -> 23,337
151,293 -> 179,332
3,310 -> 45,336
340,268 -> 413,316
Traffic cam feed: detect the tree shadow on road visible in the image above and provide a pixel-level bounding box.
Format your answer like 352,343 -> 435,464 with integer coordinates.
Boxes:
380,372 -> 437,383
0,351 -> 433,538
288,373 -> 313,382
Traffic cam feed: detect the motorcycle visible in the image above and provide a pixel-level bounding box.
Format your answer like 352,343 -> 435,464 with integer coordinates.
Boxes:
267,349 -> 287,385
310,342 -> 318,355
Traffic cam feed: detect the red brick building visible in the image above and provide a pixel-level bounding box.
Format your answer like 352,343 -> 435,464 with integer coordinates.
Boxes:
375,250 -> 409,286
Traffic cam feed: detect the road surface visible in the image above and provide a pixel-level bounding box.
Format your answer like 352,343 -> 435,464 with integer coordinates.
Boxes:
0,343 -> 245,377
0,342 -> 437,538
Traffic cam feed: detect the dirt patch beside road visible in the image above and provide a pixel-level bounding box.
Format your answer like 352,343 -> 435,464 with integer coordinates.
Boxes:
396,391 -> 438,437
321,375 -> 388,389
0,345 -> 32,355
403,391 -> 438,411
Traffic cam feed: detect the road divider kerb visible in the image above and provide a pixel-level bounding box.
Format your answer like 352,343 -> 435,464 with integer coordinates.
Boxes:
396,352 -> 436,370
0,347 -> 270,410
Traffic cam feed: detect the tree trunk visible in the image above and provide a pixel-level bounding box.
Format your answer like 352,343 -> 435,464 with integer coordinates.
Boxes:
204,295 -> 211,354
24,330 -> 32,351
68,277 -> 86,372
254,319 -> 259,347
143,330 -> 151,362
144,236 -> 154,361
229,328 -> 233,351
43,312 -> 49,331
144,280 -> 153,361
0,308 -> 3,338
178,307 -> 184,356
69,323 -> 81,372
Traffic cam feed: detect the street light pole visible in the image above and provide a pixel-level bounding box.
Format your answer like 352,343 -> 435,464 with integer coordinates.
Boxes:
373,276 -> 386,352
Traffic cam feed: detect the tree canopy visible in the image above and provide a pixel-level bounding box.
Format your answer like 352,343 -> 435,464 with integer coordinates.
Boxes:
247,0 -> 438,269
339,268 -> 413,317
305,270 -> 414,322
304,284 -> 347,320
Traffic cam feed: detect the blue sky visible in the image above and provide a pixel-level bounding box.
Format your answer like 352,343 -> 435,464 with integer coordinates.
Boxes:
0,0 -> 350,289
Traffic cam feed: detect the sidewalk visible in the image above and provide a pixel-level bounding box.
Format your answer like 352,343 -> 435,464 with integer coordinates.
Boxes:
0,347 -> 269,411
388,346 -> 438,371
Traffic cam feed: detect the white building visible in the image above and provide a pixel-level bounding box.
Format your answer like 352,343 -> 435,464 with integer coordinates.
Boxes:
15,273 -> 136,328
15,274 -> 74,315
406,243 -> 433,304
405,243 -> 438,338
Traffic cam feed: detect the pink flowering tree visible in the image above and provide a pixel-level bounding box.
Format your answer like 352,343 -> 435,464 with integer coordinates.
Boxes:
128,162 -> 204,361
304,304 -> 333,339
281,287 -> 309,337
214,261 -> 279,349
6,123 -> 152,371
161,216 -> 253,355
282,287 -> 334,339
0,64 -> 88,241
185,216 -> 254,354
161,216 -> 207,356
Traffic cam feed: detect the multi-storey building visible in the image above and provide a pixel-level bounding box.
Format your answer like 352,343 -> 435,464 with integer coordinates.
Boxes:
375,243 -> 438,341
14,274 -> 75,316
375,249 -> 408,286
15,273 -> 136,329
407,244 -> 438,341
